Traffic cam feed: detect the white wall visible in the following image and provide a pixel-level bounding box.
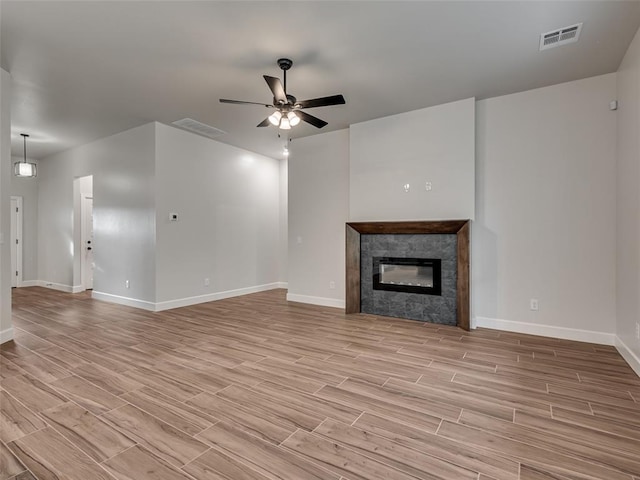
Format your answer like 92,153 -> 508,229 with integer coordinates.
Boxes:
10,158 -> 38,282
35,121 -> 284,311
0,68 -> 12,343
279,157 -> 288,284
287,129 -> 349,308
616,26 -> 640,373
350,98 -> 475,221
287,100 -> 475,308
154,123 -> 281,307
38,123 -> 157,303
474,74 -> 618,343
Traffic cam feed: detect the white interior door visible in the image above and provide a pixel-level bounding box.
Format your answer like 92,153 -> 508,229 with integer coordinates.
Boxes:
10,197 -> 23,288
81,196 -> 94,290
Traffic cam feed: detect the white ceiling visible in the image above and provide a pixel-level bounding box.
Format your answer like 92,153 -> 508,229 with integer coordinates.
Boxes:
2,1 -> 639,160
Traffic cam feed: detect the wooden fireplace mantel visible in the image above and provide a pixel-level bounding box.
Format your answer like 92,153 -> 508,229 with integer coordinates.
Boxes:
346,220 -> 470,330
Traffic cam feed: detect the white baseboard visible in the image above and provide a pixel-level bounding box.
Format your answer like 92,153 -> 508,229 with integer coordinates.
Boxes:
0,327 -> 14,344
154,282 -> 285,312
474,316 -> 615,346
276,282 -> 288,289
17,280 -> 83,293
286,293 -> 345,309
38,281 -> 76,293
93,282 -> 286,312
615,336 -> 640,377
91,291 -> 156,311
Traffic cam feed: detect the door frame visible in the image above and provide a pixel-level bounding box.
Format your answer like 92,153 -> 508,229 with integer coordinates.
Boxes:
10,196 -> 23,288
80,194 -> 93,290
73,175 -> 93,293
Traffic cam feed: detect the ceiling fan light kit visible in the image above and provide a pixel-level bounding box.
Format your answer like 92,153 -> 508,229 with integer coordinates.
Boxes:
268,111 -> 282,126
220,58 -> 345,130
288,112 -> 300,126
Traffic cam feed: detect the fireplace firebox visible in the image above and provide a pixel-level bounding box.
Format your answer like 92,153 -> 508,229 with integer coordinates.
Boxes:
373,257 -> 442,296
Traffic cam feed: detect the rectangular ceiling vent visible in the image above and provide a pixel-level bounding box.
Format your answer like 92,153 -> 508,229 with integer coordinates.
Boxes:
539,23 -> 582,51
172,118 -> 226,139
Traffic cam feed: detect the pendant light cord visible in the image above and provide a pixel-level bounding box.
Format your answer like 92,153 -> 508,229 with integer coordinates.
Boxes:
21,133 -> 29,163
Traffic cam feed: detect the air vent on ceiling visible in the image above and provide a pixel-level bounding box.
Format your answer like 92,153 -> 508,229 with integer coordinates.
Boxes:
172,118 -> 226,139
539,23 -> 582,51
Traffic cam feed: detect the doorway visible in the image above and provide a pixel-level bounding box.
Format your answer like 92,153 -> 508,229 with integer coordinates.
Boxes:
10,196 -> 23,288
73,175 -> 94,292
81,195 -> 94,290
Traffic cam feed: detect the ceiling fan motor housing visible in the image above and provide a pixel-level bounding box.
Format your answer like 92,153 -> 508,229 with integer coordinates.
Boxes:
277,58 -> 293,71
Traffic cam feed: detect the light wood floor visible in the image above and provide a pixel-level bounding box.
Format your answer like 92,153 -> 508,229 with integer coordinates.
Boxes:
2,287 -> 640,480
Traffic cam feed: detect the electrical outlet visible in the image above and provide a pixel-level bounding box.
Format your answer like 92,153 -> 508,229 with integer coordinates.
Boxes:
425,181 -> 432,191
204,278 -> 210,287
125,280 -> 130,289
329,281 -> 336,289
636,322 -> 640,340
530,298 -> 539,311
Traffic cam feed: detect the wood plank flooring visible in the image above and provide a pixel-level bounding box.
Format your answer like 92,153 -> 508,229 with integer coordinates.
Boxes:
1,287 -> 639,480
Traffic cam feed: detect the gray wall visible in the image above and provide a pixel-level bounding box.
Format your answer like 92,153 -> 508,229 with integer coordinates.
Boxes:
34,121 -> 284,310
0,68 -> 12,342
154,123 -> 282,304
287,129 -> 349,307
37,123 -> 157,301
473,73 -> 617,340
350,98 -> 475,222
287,73 -> 619,345
10,158 -> 38,282
616,26 -> 640,369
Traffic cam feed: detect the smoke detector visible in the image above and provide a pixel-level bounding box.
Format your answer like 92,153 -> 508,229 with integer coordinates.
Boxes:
172,118 -> 226,139
539,23 -> 582,51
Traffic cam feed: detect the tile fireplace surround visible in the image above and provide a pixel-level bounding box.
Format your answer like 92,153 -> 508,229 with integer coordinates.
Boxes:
346,220 -> 470,330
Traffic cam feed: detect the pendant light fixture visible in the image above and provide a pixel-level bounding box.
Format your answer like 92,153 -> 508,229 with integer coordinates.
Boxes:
14,134 -> 37,178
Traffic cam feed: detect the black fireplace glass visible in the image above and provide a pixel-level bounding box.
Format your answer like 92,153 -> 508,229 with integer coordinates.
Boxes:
373,257 -> 442,295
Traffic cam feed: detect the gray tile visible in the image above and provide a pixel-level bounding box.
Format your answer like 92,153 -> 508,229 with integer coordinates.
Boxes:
361,233 -> 457,325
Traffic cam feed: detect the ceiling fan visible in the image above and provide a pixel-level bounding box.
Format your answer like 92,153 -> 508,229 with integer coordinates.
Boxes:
219,58 -> 346,130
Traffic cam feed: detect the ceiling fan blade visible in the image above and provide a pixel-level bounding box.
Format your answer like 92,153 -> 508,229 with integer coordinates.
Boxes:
263,76 -> 287,104
220,99 -> 272,107
297,94 -> 345,109
296,110 -> 328,128
257,118 -> 271,127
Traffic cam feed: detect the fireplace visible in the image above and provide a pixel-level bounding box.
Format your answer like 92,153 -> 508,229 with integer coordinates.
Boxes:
346,220 -> 470,330
373,257 -> 442,296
